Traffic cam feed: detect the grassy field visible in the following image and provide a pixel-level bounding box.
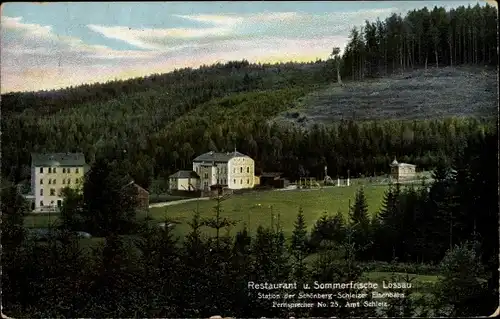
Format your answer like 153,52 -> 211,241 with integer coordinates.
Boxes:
25,185 -> 388,238
274,66 -> 497,125
147,185 -> 387,238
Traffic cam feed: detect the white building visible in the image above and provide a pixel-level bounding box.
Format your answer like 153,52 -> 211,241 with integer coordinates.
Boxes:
170,150 -> 255,191
169,170 -> 200,191
30,153 -> 86,212
390,158 -> 417,182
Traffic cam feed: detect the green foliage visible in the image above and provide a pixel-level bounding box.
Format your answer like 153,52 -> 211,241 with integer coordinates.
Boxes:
433,242 -> 489,316
290,207 -> 309,280
340,4 -> 498,80
1,186 -> 29,248
81,157 -> 141,236
309,211 -> 346,250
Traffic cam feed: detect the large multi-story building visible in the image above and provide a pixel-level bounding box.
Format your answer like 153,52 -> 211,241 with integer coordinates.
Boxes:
170,150 -> 255,191
31,153 -> 86,212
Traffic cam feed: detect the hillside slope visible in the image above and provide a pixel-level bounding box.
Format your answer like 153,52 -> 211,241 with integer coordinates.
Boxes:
274,66 -> 497,126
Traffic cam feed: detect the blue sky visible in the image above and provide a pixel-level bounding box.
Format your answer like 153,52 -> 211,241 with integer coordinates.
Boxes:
1,1 -> 490,93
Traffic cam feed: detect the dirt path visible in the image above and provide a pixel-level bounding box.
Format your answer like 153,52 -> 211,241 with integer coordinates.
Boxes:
148,197 -> 210,208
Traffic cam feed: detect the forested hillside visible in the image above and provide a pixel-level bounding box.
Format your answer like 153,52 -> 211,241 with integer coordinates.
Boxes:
338,3 -> 498,80
1,4 -> 497,190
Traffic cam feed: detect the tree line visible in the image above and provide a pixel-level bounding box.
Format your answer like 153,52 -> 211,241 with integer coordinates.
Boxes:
2,127 -> 497,317
337,3 -> 498,81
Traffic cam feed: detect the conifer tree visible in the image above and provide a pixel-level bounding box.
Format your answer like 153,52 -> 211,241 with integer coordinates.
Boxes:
350,187 -> 372,260
290,207 -> 309,281
433,241 -> 488,317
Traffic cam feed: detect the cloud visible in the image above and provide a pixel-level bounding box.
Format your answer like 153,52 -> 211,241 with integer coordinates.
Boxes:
86,12 -> 301,51
1,16 -> 159,62
0,3 -> 470,93
86,9 -> 394,52
86,24 -> 234,50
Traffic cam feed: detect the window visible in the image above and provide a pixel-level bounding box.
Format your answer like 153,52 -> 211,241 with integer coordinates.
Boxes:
62,179 -> 66,184
67,168 -> 71,173
53,168 -> 57,173
50,200 -> 54,205
233,179 -> 236,184
76,168 -> 79,174
39,167 -> 43,173
67,179 -> 71,185
40,179 -> 43,185
63,168 -> 66,173
247,179 -> 249,184
48,167 -> 52,173
233,168 -> 235,173
240,179 -> 242,184
205,173 -> 208,179
40,189 -> 43,196
247,167 -> 250,173
53,179 -> 57,184
48,179 -> 51,185
50,189 -> 56,196
40,201 -> 43,207
240,167 -> 243,173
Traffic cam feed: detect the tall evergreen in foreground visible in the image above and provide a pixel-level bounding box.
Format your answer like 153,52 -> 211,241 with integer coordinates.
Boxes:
349,187 -> 372,260
290,207 -> 309,281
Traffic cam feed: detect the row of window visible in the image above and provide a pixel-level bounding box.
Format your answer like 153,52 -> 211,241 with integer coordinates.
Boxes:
39,188 -> 61,196
233,178 -> 250,185
234,167 -> 251,174
40,178 -> 73,185
197,166 -> 252,176
39,167 -> 80,174
39,200 -> 62,207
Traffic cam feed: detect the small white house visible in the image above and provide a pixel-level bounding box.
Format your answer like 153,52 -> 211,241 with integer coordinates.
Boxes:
169,170 -> 200,191
390,158 -> 416,181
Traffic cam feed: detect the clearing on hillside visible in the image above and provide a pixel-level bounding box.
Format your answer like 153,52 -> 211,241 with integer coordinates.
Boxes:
275,66 -> 497,125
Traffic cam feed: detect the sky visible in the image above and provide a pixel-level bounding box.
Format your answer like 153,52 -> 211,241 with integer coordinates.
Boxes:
0,1 -> 492,93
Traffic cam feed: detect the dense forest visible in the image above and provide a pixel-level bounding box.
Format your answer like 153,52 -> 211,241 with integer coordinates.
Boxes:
338,3 -> 498,80
1,4 -> 497,190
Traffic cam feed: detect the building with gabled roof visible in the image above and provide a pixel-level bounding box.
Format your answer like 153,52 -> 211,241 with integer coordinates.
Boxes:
30,152 -> 87,212
170,149 -> 256,192
192,149 -> 255,191
390,157 -> 416,182
169,170 -> 200,191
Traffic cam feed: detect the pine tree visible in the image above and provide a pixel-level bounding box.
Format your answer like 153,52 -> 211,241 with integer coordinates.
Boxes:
231,226 -> 254,317
82,157 -> 140,236
290,207 -> 309,281
178,210 -> 211,317
1,185 -> 29,249
433,241 -> 488,316
202,191 -> 237,250
59,187 -> 84,231
349,187 -> 372,260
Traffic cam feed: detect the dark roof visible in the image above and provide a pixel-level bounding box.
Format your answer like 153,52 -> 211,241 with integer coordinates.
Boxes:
122,181 -> 149,194
170,170 -> 200,179
31,153 -> 86,167
192,150 -> 250,163
133,183 -> 149,194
